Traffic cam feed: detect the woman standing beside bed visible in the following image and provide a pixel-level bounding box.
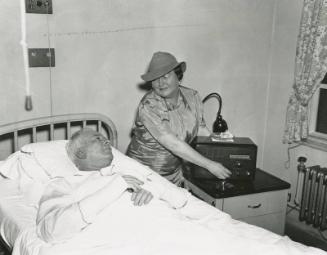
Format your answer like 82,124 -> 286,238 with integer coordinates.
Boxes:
126,51 -> 231,186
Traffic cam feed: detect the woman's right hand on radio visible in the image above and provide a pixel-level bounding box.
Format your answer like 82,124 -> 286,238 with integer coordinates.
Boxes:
207,162 -> 231,179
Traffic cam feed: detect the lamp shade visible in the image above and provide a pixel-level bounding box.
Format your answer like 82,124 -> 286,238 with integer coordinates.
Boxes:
213,114 -> 228,133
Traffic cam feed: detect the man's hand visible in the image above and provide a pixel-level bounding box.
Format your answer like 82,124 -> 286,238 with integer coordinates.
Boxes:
131,189 -> 153,206
122,175 -> 153,206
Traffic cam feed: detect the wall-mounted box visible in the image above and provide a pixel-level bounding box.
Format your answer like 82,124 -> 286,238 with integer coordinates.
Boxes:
28,48 -> 55,67
25,0 -> 53,14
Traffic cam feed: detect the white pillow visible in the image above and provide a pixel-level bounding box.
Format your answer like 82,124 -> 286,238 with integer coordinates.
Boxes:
20,140 -> 79,178
0,140 -> 78,205
0,151 -> 48,205
0,151 -> 22,179
0,151 -> 49,183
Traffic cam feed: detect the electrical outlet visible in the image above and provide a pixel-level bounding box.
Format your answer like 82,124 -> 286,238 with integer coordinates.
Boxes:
25,0 -> 53,14
28,48 -> 55,67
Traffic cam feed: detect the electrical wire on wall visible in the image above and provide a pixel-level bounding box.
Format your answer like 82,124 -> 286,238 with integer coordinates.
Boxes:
286,170 -> 302,215
45,1 -> 54,116
284,143 -> 301,169
20,0 -> 33,111
285,143 -> 302,215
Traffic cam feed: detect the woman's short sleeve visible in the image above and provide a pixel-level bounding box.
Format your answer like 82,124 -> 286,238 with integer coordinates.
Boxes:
138,100 -> 173,139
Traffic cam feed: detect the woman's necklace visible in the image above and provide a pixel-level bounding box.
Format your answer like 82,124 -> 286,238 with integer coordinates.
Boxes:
164,90 -> 180,110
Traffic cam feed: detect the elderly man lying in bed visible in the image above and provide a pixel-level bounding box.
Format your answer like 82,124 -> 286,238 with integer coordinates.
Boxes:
36,128 -> 190,244
35,128 -> 326,255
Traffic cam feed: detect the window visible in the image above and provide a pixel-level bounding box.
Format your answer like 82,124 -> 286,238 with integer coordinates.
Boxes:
316,86 -> 327,134
308,74 -> 327,150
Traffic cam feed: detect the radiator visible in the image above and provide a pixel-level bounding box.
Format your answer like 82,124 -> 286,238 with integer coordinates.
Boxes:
299,165 -> 327,230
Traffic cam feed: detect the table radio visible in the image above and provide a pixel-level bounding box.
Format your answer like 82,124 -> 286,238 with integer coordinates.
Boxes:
189,136 -> 257,181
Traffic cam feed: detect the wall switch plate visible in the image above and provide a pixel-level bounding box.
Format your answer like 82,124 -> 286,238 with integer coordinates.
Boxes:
25,0 -> 53,14
28,48 -> 55,67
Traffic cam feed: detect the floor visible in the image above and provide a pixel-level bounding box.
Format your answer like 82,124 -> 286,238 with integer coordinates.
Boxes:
285,210 -> 327,251
285,222 -> 327,251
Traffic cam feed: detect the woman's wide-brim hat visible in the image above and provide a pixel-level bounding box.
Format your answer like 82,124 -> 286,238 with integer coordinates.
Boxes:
141,52 -> 186,82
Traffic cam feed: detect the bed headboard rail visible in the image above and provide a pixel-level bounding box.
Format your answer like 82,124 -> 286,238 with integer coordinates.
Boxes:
0,113 -> 117,160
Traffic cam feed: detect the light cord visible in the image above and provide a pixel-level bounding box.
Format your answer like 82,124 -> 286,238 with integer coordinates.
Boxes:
45,2 -> 53,116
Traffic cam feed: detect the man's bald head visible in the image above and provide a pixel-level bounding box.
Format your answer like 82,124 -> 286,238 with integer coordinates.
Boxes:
66,128 -> 113,171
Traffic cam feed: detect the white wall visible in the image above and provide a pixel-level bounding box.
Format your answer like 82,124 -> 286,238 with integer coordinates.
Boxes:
1,0 -> 275,156
262,0 -> 303,179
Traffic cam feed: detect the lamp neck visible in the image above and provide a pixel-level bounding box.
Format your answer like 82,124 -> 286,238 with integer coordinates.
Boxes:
202,92 -> 222,115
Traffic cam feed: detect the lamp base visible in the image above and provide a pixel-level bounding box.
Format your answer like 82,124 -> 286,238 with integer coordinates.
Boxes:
213,114 -> 228,133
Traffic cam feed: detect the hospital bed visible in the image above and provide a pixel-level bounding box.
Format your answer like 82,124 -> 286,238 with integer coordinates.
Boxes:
0,113 -> 325,255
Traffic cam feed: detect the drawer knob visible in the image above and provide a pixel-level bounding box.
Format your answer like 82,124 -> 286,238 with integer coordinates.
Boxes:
248,203 -> 261,209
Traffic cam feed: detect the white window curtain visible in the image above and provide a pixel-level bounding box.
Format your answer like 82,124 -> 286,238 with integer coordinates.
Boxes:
283,0 -> 327,143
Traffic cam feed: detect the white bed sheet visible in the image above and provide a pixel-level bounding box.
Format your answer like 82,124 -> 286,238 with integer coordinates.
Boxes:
0,177 -> 38,248
9,187 -> 327,255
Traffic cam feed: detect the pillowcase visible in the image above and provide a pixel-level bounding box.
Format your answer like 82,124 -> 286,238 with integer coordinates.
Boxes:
0,140 -> 79,206
0,150 -> 48,183
20,140 -> 79,179
0,150 -> 49,205
0,151 -> 21,179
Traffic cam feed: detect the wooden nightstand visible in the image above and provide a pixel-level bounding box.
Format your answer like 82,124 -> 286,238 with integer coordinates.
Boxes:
184,169 -> 290,235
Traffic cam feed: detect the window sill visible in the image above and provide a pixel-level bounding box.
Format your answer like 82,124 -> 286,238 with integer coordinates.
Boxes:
300,134 -> 327,152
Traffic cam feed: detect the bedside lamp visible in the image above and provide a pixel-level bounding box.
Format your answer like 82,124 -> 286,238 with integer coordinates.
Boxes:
202,92 -> 228,133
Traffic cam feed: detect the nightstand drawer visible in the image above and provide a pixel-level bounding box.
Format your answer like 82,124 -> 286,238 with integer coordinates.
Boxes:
223,190 -> 286,219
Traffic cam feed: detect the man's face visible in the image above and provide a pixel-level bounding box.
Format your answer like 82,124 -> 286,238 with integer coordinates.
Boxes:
81,130 -> 114,170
